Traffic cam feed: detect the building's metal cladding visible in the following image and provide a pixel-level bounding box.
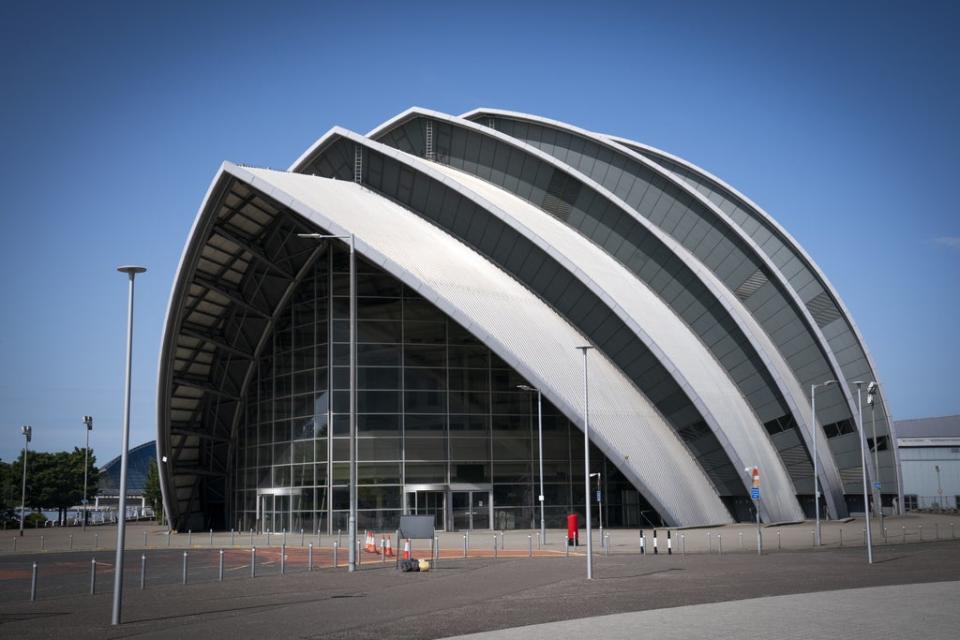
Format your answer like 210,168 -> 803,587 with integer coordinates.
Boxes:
157,108 -> 897,532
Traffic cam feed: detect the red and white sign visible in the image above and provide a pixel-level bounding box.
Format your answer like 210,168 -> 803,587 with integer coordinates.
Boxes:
751,467 -> 760,488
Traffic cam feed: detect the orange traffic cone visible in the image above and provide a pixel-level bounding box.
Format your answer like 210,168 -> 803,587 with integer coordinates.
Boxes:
384,536 -> 395,558
365,531 -> 377,553
402,539 -> 411,560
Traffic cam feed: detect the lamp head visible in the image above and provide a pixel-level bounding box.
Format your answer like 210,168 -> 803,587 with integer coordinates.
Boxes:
516,384 -> 536,392
20,425 -> 31,442
116,265 -> 147,275
83,416 -> 93,430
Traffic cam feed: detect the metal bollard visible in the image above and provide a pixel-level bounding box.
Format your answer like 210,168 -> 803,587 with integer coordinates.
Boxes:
95,533 -> 99,550
667,530 -> 672,555
281,544 -> 286,575
40,535 -> 44,551
12,537 -> 16,552
718,534 -> 723,556
89,558 -> 96,594
434,536 -> 440,565
528,534 -> 533,557
30,562 -> 38,602
500,531 -> 504,550
333,541 -> 339,568
140,553 -> 146,589
681,533 -> 686,556
251,547 -> 257,578
69,534 -> 73,550
182,552 -> 188,584
640,530 -> 645,555
337,529 -> 342,548
168,531 -> 171,548
565,537 -> 570,557
356,537 -> 361,568
538,530 -> 542,550
317,529 -> 321,548
218,549 -> 224,582
267,531 -> 271,547
603,533 -> 609,557
308,543 -> 314,571
300,528 -> 304,547
494,534 -> 498,559
739,532 -> 743,550
188,530 -> 192,546
209,529 -> 214,546
463,534 -> 467,558
466,530 -> 470,553
653,529 -> 658,555
902,526 -> 906,543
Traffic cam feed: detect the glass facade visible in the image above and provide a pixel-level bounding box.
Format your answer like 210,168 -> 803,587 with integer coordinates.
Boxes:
235,244 -> 660,533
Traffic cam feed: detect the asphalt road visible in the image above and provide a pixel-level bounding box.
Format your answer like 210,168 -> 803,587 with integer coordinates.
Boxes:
2,539 -> 959,639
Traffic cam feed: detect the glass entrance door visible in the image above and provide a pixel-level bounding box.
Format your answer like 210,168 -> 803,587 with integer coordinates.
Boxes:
451,491 -> 489,530
260,494 -> 293,533
408,490 -> 445,530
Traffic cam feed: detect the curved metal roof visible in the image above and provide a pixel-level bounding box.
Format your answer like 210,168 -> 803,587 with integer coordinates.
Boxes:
230,163 -> 731,526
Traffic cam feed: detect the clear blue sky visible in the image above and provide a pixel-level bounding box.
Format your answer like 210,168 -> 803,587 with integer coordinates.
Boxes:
1,1 -> 957,463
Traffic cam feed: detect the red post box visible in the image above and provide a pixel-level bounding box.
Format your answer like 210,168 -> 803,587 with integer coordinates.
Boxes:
566,513 -> 579,546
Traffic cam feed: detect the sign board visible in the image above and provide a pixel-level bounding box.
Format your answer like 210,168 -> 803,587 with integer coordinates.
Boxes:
596,491 -> 602,502
873,482 -> 881,490
398,515 -> 435,540
751,487 -> 760,500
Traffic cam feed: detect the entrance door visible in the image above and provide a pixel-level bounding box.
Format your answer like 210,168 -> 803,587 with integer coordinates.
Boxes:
260,494 -> 291,533
409,491 -> 445,530
451,491 -> 489,530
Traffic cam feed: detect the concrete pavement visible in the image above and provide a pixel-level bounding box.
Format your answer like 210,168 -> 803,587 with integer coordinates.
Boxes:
1,536 -> 959,639
445,581 -> 960,640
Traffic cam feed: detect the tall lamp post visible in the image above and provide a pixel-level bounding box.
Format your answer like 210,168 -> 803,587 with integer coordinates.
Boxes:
866,383 -> 882,521
851,380 -> 873,564
298,233 -> 357,572
810,380 -> 835,546
517,384 -> 546,545
82,416 -> 93,531
19,425 -> 32,536
575,345 -> 594,580
112,265 -> 146,626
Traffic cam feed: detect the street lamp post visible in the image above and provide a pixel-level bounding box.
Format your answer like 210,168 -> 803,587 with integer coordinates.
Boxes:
852,380 -> 873,564
810,380 -> 835,546
576,345 -> 594,580
517,385 -> 546,545
19,425 -> 32,537
866,383 -> 882,521
298,233 -> 357,572
112,265 -> 146,626
82,416 -> 93,531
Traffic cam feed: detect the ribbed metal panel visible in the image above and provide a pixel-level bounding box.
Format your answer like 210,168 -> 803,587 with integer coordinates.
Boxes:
231,163 -> 734,526
427,162 -> 804,522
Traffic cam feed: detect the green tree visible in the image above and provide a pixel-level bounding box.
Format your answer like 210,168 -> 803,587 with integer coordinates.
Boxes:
5,448 -> 98,526
144,458 -> 163,523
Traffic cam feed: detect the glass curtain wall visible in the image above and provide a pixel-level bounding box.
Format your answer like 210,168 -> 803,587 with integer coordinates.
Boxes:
236,244 -> 662,532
